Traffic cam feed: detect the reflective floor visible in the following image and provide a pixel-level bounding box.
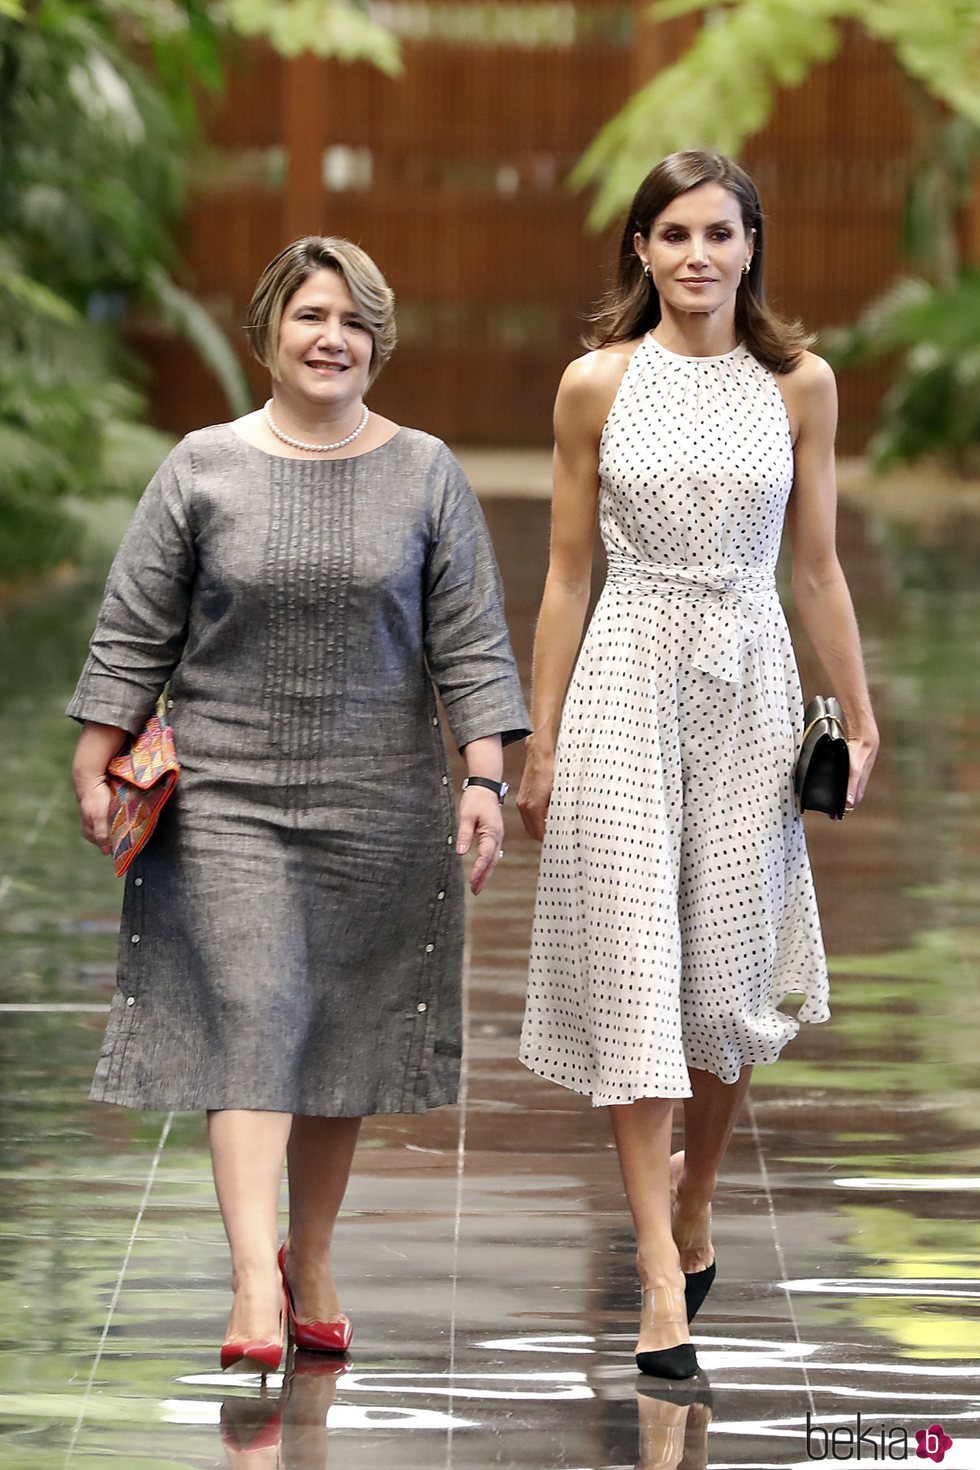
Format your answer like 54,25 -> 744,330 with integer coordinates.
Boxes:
1,485 -> 978,1468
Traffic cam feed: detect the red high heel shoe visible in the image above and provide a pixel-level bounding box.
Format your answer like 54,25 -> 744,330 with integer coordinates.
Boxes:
278,1243 -> 353,1354
220,1290 -> 286,1373
219,1392 -> 283,1452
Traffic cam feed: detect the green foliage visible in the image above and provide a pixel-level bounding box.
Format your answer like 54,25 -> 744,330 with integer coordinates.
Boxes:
823,271 -> 980,472
146,264 -> 252,417
575,0 -> 980,474
0,3 -> 181,573
0,242 -> 173,573
900,114 -> 980,285
0,1 -> 401,578
226,0 -> 401,72
577,0 -> 980,228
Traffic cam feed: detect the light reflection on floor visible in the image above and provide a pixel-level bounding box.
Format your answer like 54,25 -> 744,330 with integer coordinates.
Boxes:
0,494 -> 978,1467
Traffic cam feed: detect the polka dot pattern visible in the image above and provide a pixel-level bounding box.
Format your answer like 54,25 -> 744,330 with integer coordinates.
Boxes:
520,335 -> 830,1105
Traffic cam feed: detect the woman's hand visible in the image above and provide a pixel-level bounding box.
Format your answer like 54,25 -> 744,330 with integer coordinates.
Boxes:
456,787 -> 505,895
72,721 -> 127,858
845,726 -> 879,812
74,773 -> 113,856
517,740 -> 555,842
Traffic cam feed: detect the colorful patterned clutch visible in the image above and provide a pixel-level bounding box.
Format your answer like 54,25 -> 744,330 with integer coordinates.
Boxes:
106,694 -> 180,877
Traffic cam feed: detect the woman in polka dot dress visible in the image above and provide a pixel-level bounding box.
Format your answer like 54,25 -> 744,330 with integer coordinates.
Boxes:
517,151 -> 879,1379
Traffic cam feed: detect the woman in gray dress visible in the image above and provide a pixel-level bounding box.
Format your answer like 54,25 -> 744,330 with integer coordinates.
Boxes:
69,236 -> 529,1372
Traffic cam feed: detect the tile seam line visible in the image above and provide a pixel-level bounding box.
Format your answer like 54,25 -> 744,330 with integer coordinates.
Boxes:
63,1111 -> 174,1467
747,1096 -> 816,1417
0,1004 -> 110,1012
0,786 -> 61,910
445,934 -> 471,1470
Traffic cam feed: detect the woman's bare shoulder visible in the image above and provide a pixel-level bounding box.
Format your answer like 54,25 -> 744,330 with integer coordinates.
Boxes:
780,349 -> 836,399
775,350 -> 837,443
557,341 -> 641,426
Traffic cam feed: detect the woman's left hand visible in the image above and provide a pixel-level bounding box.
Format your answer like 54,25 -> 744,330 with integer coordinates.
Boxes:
456,787 -> 505,895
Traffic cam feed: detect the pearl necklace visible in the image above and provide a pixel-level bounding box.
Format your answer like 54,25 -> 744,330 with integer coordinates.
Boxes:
263,400 -> 369,454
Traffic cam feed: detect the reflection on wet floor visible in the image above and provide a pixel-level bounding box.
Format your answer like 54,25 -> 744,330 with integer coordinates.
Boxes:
0,496 -> 978,1467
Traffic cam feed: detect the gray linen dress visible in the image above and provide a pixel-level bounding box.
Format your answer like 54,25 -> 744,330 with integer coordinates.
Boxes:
67,425 -> 529,1116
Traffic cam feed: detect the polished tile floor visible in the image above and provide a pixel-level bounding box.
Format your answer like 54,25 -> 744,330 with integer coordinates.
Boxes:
1,489 -> 978,1468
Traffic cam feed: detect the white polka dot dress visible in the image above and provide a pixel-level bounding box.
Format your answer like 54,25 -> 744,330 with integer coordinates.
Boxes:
520,335 -> 830,1105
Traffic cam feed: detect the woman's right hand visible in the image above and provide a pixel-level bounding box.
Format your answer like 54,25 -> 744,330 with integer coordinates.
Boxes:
72,721 -> 127,857
75,775 -> 113,856
517,740 -> 555,842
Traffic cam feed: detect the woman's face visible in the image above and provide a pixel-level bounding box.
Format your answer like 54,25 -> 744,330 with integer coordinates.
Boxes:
636,182 -> 753,320
274,268 -> 374,411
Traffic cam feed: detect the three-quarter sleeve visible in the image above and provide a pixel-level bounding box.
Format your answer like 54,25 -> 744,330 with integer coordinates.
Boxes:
423,446 -> 530,750
66,444 -> 195,734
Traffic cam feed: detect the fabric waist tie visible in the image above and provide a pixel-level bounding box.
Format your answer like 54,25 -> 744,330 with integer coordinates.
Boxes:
604,555 -> 778,684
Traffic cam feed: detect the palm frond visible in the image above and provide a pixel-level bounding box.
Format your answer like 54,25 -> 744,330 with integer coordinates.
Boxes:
224,0 -> 402,73
144,266 -> 253,417
574,0 -> 842,228
858,0 -> 980,126
576,0 -> 980,229
823,270 -> 980,470
100,417 -> 176,498
0,260 -> 79,325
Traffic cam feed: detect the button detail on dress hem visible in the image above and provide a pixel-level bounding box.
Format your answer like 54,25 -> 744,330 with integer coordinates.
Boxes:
437,891 -> 445,900
416,1002 -> 427,1012
126,996 -> 135,1006
134,877 -> 143,887
130,934 -> 140,944
425,943 -> 434,953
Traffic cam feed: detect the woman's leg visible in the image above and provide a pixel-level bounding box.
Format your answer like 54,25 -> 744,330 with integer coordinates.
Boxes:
281,1358 -> 346,1464
672,1065 -> 753,1270
609,1098 -> 688,1352
208,1108 -> 293,1345
635,1388 -> 690,1470
282,1115 -> 362,1321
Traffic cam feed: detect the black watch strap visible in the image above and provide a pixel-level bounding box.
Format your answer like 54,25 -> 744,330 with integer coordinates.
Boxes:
462,776 -> 508,803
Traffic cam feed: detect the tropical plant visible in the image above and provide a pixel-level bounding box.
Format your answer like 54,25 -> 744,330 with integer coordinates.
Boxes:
573,0 -> 980,472
0,0 -> 400,578
575,0 -> 980,230
823,271 -> 980,473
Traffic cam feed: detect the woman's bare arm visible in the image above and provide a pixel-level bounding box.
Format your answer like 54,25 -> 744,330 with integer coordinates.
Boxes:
782,354 -> 879,808
517,349 -> 629,840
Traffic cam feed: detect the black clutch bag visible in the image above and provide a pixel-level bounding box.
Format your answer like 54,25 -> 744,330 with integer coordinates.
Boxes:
795,696 -> 849,819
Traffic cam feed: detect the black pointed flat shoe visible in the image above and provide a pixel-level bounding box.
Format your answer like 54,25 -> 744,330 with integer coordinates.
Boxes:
636,1379 -> 714,1407
684,1261 -> 716,1323
635,1342 -> 700,1380
635,1281 -> 700,1380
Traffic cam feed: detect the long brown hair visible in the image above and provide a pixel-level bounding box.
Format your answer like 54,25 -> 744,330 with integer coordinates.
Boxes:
585,150 -> 812,374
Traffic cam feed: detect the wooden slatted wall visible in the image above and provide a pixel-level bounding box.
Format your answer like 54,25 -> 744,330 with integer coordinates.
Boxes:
137,4 -> 927,450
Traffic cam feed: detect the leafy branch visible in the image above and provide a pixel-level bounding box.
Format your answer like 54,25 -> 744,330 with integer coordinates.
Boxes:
0,0 -> 403,574
223,0 -> 401,71
575,0 -> 980,229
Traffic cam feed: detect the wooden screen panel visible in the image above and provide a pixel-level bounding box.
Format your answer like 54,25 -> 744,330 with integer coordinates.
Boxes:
151,14 -> 924,451
741,25 -> 917,449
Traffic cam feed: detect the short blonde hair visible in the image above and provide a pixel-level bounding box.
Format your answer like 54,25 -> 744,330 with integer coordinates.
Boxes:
245,236 -> 397,388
